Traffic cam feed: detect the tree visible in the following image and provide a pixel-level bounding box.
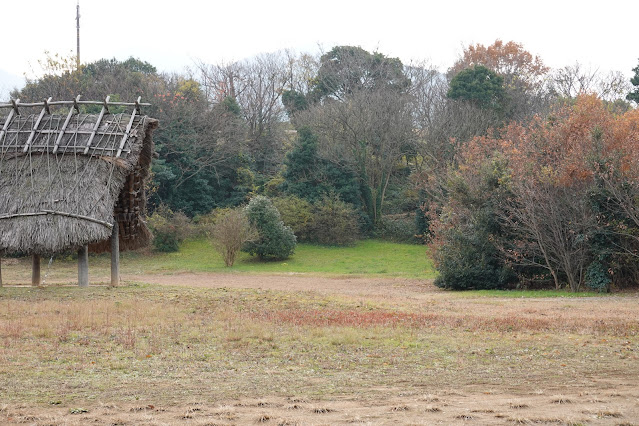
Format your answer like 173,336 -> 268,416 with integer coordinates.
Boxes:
448,40 -> 551,121
14,56 -> 252,216
449,40 -> 548,90
149,76 -> 249,215
309,45 -> 410,102
297,47 -> 416,225
447,65 -> 505,111
437,95 -> 639,291
196,52 -> 291,175
281,127 -> 360,205
430,156 -> 516,290
243,196 -> 296,260
627,59 -> 639,103
501,180 -> 595,292
550,62 -> 631,102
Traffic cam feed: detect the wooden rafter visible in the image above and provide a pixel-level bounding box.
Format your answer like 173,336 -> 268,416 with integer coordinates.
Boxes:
84,95 -> 110,154
23,97 -> 52,153
116,96 -> 141,158
53,95 -> 81,154
0,98 -> 19,145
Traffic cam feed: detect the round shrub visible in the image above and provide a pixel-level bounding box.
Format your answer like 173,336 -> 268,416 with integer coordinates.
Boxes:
147,205 -> 192,252
272,196 -> 314,242
243,196 -> 296,260
433,226 -> 515,290
310,194 -> 360,246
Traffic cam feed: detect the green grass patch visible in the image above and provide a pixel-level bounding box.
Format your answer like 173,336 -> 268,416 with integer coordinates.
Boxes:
121,238 -> 434,278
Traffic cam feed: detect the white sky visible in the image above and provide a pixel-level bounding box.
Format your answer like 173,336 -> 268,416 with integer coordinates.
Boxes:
1,0 -> 637,97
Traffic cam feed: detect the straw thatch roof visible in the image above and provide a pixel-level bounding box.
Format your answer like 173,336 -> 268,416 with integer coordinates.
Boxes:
0,98 -> 157,255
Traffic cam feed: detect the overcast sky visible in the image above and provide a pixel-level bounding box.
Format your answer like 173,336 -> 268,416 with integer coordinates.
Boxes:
1,0 -> 637,98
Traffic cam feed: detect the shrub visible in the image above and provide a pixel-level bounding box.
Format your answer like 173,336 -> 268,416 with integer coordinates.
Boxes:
243,196 -> 296,260
146,205 -> 192,252
310,194 -> 360,246
377,215 -> 419,244
272,196 -> 314,242
211,208 -> 258,266
433,225 -> 515,290
585,261 -> 611,292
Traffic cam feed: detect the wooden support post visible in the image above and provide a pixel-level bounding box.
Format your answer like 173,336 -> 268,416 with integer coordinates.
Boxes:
32,254 -> 41,287
78,245 -> 89,287
110,220 -> 119,287
0,254 -> 3,288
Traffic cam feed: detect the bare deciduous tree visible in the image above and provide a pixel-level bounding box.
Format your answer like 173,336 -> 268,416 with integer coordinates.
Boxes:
550,62 -> 632,102
211,209 -> 258,267
196,52 -> 292,174
299,85 -> 415,224
500,180 -> 595,291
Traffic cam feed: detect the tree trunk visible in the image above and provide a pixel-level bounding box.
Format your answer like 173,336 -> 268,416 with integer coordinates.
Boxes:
78,245 -> 89,287
0,254 -> 3,287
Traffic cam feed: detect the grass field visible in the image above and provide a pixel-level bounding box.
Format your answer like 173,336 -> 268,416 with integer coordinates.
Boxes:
1,240 -> 638,424
1,239 -> 435,285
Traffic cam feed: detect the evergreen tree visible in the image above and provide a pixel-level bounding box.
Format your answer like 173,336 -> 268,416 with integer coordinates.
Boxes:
282,127 -> 361,206
447,65 -> 505,111
243,196 -> 296,260
627,60 -> 639,103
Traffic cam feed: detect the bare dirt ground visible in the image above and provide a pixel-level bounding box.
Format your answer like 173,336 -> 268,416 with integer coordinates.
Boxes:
4,388 -> 639,425
2,272 -> 639,425
127,271 -> 436,300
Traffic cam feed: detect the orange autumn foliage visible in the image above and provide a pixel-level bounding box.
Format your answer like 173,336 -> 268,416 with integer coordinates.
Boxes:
459,95 -> 639,187
450,39 -> 549,90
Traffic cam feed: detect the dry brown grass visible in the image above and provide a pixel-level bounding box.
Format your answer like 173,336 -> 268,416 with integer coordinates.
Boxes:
1,281 -> 639,424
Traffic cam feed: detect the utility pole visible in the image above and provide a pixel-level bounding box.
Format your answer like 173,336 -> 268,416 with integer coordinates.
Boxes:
76,1 -> 80,69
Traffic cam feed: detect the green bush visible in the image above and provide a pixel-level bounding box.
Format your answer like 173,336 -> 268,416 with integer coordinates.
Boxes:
585,261 -> 611,292
377,215 -> 419,244
243,196 -> 296,260
146,205 -> 192,252
433,208 -> 516,290
434,228 -> 514,290
272,196 -> 314,242
310,194 -> 360,246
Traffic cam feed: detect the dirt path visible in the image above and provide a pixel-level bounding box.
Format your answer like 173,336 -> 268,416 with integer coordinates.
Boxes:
125,271 -> 437,299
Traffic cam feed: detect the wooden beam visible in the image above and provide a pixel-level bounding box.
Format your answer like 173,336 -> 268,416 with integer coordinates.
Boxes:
78,245 -> 89,287
0,98 -> 19,145
23,97 -> 52,153
116,98 -> 139,158
110,220 -> 119,287
0,99 -> 151,108
53,95 -> 80,154
32,254 -> 41,287
0,210 -> 113,229
84,95 -> 110,155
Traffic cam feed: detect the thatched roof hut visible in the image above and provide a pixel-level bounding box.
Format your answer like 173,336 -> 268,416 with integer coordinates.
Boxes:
0,97 -> 157,257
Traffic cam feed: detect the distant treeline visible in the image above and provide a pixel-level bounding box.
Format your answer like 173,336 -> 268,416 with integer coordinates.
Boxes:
12,41 -> 639,290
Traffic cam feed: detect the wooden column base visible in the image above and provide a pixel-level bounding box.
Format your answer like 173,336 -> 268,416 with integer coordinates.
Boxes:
78,245 -> 89,287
